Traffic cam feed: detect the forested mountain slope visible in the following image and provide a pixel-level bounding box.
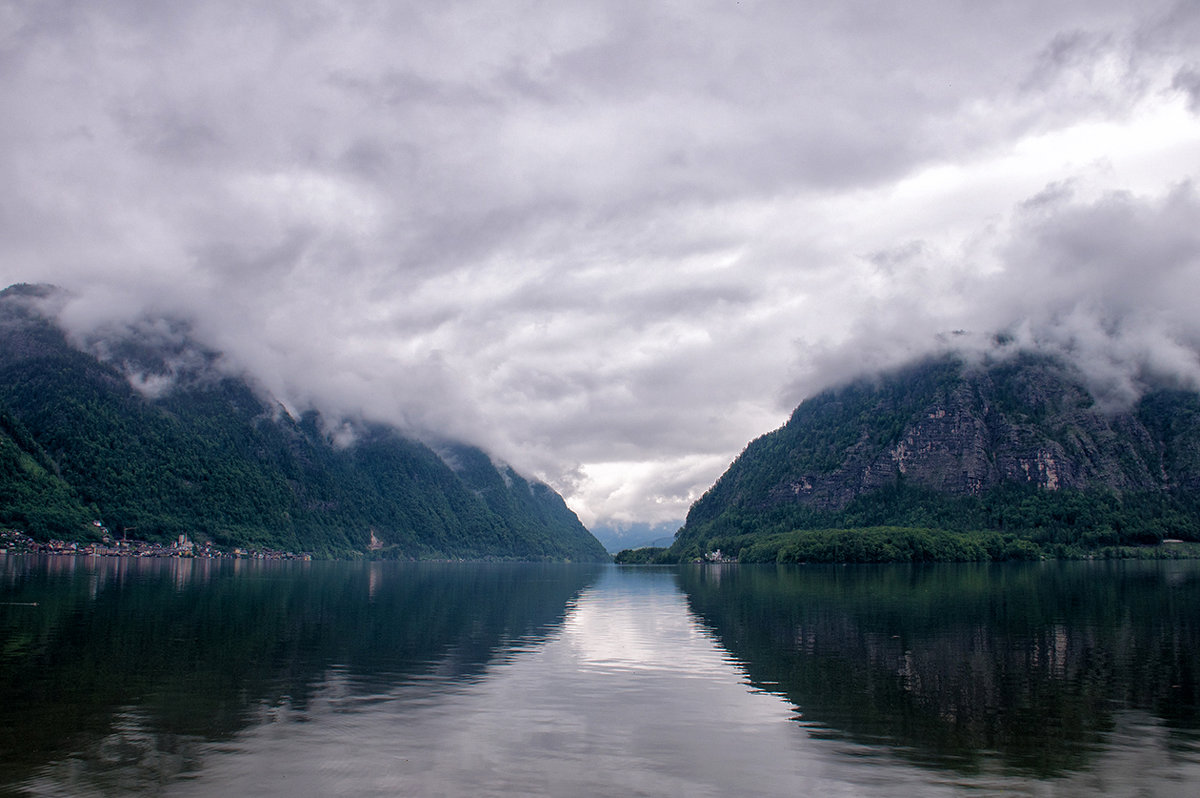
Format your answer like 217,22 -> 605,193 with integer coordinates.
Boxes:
0,284 -> 608,560
661,353 -> 1200,562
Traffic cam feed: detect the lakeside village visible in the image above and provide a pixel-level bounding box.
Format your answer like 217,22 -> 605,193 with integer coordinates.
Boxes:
1,523 -> 312,561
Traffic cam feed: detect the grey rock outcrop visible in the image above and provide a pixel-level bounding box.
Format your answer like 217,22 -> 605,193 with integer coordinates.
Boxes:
691,352 -> 1200,521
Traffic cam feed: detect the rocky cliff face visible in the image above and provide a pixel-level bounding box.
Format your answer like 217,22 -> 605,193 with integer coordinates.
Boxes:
689,353 -> 1200,524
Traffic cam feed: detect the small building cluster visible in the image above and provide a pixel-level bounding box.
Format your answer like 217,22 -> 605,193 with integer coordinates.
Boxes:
0,528 -> 310,560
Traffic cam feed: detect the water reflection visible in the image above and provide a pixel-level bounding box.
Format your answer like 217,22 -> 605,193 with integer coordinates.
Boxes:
0,556 -> 600,795
678,561 -> 1200,780
167,566 -> 881,797
5,558 -> 1200,796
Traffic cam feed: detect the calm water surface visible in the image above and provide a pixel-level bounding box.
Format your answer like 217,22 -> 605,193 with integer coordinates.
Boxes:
1,555 -> 1198,796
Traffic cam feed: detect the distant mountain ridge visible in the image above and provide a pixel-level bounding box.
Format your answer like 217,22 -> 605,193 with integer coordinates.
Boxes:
659,352 -> 1200,562
588,520 -> 681,554
0,284 -> 609,560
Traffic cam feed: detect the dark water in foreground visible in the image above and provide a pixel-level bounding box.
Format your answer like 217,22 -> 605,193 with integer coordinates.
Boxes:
1,556 -> 1198,796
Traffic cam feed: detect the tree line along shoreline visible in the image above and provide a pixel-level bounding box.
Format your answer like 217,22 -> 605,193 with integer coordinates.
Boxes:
616,525 -> 1200,564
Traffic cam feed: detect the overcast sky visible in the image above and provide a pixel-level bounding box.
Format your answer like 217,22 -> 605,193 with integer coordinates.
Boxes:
3,1 -> 1200,531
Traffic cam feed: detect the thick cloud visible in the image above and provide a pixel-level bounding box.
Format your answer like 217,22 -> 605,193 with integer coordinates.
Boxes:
3,0 -> 1199,526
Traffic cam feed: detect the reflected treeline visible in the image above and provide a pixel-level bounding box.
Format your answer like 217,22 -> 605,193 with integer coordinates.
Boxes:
678,561 -> 1200,777
0,556 -> 601,792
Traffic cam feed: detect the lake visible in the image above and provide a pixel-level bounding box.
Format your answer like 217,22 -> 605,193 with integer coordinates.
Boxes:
2,555 -> 1198,796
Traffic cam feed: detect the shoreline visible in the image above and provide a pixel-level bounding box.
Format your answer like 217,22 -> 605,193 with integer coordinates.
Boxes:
1,529 -> 311,561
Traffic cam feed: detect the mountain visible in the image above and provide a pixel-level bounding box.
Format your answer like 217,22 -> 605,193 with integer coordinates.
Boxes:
0,284 -> 609,561
651,352 -> 1200,562
587,520 -> 681,554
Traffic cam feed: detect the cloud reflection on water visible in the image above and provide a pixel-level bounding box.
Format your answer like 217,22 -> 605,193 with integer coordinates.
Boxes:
166,567 -> 960,797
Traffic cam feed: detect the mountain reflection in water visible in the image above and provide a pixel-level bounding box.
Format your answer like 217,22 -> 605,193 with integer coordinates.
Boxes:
0,557 -> 601,795
678,561 -> 1200,778
3,556 -> 1200,796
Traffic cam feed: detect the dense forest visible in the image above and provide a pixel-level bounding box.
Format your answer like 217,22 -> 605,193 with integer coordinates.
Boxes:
0,284 -> 608,561
622,353 -> 1200,563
